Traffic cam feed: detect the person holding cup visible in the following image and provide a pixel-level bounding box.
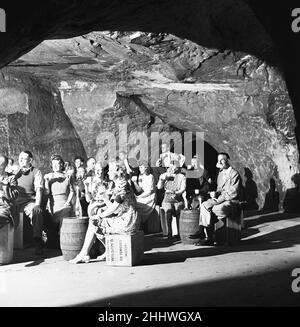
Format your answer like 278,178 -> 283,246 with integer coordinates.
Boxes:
185,156 -> 211,209
133,161 -> 156,225
157,160 -> 186,239
190,153 -> 242,246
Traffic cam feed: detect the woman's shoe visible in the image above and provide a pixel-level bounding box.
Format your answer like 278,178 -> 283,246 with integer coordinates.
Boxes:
96,252 -> 106,262
69,254 -> 90,264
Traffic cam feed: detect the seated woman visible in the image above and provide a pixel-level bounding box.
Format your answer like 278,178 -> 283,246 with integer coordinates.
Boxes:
69,162 -> 140,264
84,162 -> 109,216
44,155 -> 74,242
132,161 -> 156,225
0,154 -> 19,229
157,160 -> 186,238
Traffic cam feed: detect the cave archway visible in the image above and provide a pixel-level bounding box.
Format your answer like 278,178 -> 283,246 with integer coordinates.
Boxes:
0,1 -> 299,209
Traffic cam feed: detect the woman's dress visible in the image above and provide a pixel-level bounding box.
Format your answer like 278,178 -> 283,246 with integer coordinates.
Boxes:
135,173 -> 156,223
96,183 -> 140,236
48,173 -> 73,229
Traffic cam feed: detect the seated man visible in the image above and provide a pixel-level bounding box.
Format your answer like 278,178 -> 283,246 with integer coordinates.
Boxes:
15,151 -> 44,255
191,152 -> 242,246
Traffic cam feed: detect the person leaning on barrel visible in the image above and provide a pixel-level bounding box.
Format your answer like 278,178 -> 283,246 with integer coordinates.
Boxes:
190,152 -> 242,246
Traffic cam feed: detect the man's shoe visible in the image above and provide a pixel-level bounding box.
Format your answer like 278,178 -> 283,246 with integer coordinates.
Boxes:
34,247 -> 44,255
202,239 -> 215,246
34,237 -> 44,255
194,239 -> 214,246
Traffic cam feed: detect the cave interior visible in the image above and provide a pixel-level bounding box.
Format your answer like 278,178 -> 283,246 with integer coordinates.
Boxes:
0,0 -> 300,211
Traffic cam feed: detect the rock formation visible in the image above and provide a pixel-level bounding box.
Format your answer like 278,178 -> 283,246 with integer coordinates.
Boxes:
0,0 -> 299,209
0,69 -> 86,172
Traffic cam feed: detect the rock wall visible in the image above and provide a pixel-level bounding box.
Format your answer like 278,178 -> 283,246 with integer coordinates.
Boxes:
130,54 -> 299,209
1,29 -> 298,209
56,50 -> 299,209
58,81 -> 185,164
0,69 -> 86,172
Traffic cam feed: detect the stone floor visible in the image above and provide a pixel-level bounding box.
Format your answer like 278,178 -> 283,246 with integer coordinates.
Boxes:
0,211 -> 300,307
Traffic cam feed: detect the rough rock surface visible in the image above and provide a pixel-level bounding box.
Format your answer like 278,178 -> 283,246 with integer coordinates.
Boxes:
0,69 -> 86,172
9,31 -> 296,208
0,0 -> 298,209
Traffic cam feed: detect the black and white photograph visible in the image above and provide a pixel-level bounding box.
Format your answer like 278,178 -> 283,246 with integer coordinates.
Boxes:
0,0 -> 299,319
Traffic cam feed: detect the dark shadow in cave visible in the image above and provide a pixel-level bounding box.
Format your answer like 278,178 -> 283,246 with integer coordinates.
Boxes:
283,174 -> 300,213
74,264 -> 299,306
136,222 -> 300,266
70,216 -> 300,306
262,178 -> 280,213
243,167 -> 259,211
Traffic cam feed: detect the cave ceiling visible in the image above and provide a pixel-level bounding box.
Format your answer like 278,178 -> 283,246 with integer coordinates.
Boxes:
0,0 -> 299,208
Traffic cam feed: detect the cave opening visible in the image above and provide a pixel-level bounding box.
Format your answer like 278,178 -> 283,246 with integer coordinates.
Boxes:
1,2 -> 300,309
0,1 -> 299,212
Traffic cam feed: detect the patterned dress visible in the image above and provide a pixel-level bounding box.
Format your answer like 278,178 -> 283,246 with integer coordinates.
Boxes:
96,182 -> 140,236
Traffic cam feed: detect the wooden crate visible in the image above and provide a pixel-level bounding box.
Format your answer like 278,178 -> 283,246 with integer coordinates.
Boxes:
0,223 -> 14,265
215,213 -> 242,246
105,231 -> 144,266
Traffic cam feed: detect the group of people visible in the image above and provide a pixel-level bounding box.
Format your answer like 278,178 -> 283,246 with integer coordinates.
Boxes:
0,144 -> 243,262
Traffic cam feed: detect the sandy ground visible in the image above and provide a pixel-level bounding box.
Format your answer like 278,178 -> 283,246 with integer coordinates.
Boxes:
0,211 -> 300,307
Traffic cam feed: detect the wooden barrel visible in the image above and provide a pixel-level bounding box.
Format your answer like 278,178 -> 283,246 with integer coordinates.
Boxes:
60,217 -> 89,261
0,223 -> 14,265
179,209 -> 201,244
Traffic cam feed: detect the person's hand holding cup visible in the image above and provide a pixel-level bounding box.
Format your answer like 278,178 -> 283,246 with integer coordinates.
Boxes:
210,191 -> 217,199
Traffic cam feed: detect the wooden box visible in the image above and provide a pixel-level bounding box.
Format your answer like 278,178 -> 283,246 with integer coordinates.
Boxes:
105,231 -> 144,266
0,223 -> 14,265
215,215 -> 242,246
